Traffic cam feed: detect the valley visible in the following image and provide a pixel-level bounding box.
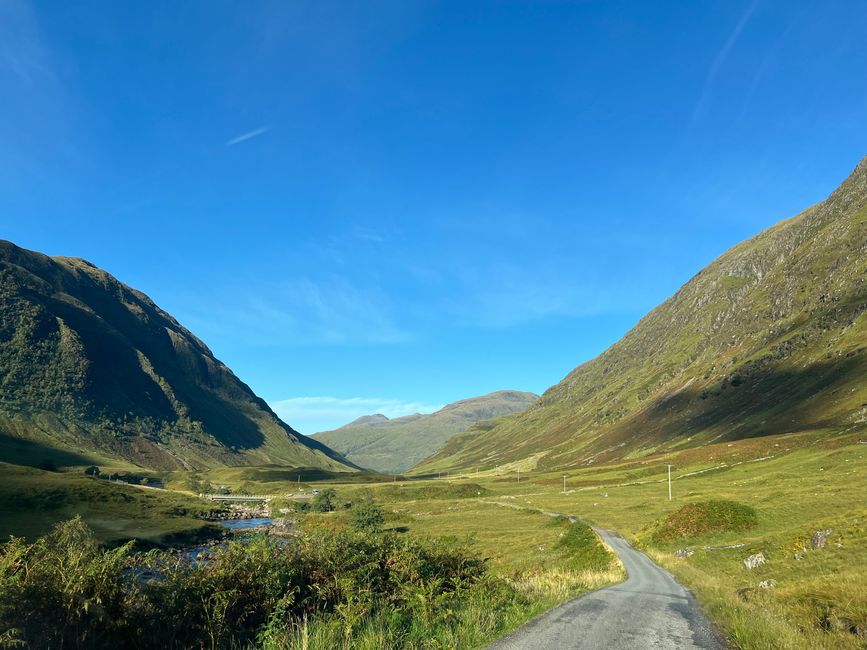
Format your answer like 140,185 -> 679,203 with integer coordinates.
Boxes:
2,157 -> 866,648
311,390 -> 538,474
4,1 -> 867,647
1,408 -> 865,647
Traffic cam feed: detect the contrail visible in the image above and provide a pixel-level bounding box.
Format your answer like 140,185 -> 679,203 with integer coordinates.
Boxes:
226,125 -> 272,146
693,0 -> 759,122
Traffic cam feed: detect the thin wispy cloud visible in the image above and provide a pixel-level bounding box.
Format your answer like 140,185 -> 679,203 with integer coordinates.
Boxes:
356,229 -> 385,243
693,0 -> 759,122
0,0 -> 85,195
226,125 -> 272,146
269,396 -> 444,434
0,1 -> 44,83
738,11 -> 802,122
180,274 -> 410,346
451,263 -> 622,328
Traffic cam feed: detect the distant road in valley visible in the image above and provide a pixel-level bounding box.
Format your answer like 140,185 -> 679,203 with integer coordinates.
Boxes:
487,528 -> 726,650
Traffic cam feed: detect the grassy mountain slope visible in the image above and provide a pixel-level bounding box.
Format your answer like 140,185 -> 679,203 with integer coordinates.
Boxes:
415,157 -> 867,474
0,241 -> 352,471
311,390 -> 538,473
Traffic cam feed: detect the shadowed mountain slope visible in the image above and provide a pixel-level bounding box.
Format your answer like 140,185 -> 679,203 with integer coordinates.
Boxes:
0,241 -> 352,471
414,157 -> 867,474
311,390 -> 538,473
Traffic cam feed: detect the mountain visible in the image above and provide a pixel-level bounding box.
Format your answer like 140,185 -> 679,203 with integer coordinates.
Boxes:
414,157 -> 867,474
310,390 -> 539,473
347,414 -> 391,426
0,241 -> 352,471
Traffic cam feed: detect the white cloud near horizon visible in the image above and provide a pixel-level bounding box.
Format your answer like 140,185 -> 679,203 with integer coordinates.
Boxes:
226,125 -> 272,146
270,396 -> 444,435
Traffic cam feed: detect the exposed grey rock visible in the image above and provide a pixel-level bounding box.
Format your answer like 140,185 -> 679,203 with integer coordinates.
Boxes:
269,518 -> 297,536
794,553 -> 804,561
758,579 -> 777,589
674,548 -> 694,559
811,529 -> 832,549
743,553 -> 766,569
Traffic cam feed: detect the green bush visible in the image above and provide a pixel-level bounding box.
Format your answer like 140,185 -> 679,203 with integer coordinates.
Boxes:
0,517 -> 132,648
310,488 -> 336,512
0,517 -> 516,649
348,500 -> 386,533
646,499 -> 758,543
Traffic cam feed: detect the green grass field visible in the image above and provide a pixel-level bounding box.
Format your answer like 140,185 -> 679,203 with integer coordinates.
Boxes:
438,431 -> 867,649
197,428 -> 867,648
0,463 -> 221,545
2,426 -> 863,647
0,463 -> 624,649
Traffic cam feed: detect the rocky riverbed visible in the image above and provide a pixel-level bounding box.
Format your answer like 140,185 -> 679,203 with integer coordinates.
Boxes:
205,503 -> 270,520
200,503 -> 297,538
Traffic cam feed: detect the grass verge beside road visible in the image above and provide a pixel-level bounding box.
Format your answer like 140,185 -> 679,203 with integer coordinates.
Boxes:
468,432 -> 867,648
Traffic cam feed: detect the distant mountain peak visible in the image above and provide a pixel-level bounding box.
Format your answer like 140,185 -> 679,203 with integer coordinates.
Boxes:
344,414 -> 390,427
312,390 -> 538,473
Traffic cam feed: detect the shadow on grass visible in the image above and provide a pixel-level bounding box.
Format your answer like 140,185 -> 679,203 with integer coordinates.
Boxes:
0,434 -> 95,469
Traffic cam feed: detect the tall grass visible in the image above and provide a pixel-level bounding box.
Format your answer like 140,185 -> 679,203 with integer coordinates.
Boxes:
0,517 -> 561,649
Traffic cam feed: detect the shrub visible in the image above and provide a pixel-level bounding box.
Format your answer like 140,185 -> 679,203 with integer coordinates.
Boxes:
291,500 -> 310,513
348,500 -> 386,533
310,488 -> 336,512
0,518 -> 504,649
647,500 -> 758,543
0,517 -> 133,648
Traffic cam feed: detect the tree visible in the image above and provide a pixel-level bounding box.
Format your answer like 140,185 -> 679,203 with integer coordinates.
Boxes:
310,488 -> 337,512
84,465 -> 100,478
349,500 -> 385,533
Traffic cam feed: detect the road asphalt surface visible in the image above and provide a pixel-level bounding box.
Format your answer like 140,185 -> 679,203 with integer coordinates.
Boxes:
487,528 -> 726,649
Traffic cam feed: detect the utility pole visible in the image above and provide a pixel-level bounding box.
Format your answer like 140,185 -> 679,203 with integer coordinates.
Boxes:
563,475 -> 567,493
667,464 -> 673,501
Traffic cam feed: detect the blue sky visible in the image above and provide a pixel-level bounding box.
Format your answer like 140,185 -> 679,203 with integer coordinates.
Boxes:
2,1 -> 866,433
